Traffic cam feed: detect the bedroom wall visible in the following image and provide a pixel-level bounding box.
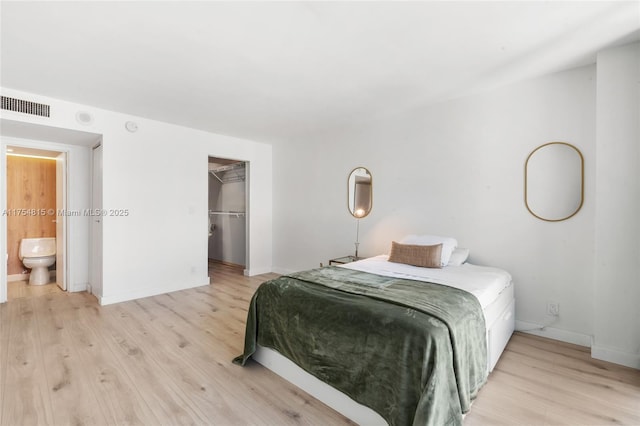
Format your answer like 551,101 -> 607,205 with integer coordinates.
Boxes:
0,88 -> 272,305
593,42 -> 640,368
272,64 -> 597,344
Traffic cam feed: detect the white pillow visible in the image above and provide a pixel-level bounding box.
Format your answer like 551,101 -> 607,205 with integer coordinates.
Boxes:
447,247 -> 470,266
399,234 -> 458,267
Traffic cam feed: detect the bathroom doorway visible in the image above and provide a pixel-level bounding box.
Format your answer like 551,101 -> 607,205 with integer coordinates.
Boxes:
208,157 -> 247,279
0,122 -> 99,304
5,145 -> 67,300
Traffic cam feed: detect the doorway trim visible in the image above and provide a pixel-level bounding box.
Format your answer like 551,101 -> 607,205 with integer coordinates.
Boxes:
55,151 -> 68,291
90,143 -> 102,299
2,138 -> 69,299
207,156 -> 250,276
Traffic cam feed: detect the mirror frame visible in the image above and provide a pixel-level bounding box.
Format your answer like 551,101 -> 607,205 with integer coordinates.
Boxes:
347,167 -> 373,219
525,141 -> 584,222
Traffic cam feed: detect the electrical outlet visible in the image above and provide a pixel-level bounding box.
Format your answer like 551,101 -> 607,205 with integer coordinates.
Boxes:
547,301 -> 559,317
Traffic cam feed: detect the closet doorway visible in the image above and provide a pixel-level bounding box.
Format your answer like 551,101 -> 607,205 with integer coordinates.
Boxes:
208,157 -> 247,277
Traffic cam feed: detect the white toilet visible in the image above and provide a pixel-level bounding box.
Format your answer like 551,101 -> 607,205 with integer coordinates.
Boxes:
19,237 -> 56,285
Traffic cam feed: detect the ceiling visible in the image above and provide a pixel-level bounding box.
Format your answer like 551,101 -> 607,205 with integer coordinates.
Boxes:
1,2 -> 638,144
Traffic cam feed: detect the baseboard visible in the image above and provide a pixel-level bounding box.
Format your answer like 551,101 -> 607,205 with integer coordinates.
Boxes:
208,258 -> 245,269
98,281 -> 209,306
515,320 -> 592,347
244,266 -> 275,276
8,269 -> 58,279
592,345 -> 640,370
7,273 -> 28,282
9,271 -> 57,283
69,282 -> 88,293
270,266 -> 296,275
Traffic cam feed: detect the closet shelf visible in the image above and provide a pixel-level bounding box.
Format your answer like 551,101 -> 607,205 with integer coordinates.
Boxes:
209,162 -> 246,184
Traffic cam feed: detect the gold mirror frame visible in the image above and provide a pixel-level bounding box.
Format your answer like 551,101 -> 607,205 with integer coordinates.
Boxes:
348,167 -> 373,218
525,142 -> 584,222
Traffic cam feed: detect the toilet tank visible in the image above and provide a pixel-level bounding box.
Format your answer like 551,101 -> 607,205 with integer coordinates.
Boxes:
19,237 -> 56,259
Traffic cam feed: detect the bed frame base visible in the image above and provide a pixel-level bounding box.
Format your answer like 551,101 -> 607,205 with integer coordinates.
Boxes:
254,297 -> 515,425
254,346 -> 387,425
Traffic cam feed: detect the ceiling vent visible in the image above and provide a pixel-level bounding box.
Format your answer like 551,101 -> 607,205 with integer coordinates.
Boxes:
1,95 -> 50,118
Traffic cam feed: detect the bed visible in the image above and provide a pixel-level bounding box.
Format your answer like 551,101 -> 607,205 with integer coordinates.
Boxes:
234,241 -> 514,426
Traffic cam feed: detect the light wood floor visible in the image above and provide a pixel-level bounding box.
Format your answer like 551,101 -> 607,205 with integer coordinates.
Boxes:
7,280 -> 63,301
465,334 -> 640,425
1,264 -> 639,426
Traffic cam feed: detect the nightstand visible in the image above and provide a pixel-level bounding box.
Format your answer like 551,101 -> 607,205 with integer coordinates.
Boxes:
329,255 -> 362,265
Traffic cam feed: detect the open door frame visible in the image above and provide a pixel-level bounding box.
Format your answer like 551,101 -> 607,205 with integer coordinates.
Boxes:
0,123 -> 100,304
90,143 -> 103,300
55,152 -> 67,291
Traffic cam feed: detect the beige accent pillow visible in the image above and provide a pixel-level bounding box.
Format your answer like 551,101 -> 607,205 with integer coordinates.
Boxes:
388,241 -> 443,268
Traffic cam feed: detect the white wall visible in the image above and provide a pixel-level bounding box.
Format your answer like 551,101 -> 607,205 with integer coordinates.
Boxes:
593,42 -> 640,369
273,64 -> 597,343
274,47 -> 640,368
1,87 -> 272,305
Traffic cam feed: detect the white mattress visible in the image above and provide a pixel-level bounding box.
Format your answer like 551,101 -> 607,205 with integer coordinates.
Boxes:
339,254 -> 512,310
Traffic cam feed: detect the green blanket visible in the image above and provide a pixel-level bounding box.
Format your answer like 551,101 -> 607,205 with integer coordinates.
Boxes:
233,267 -> 487,426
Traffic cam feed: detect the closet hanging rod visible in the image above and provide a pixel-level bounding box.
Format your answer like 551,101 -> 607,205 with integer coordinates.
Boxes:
209,211 -> 245,218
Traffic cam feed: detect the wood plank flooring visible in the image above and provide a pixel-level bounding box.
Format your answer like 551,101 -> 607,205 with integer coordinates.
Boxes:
7,280 -> 62,301
465,333 -> 640,425
1,264 -> 639,425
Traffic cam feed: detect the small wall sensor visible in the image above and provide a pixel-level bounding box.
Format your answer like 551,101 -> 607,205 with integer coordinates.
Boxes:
75,111 -> 94,125
125,121 -> 138,133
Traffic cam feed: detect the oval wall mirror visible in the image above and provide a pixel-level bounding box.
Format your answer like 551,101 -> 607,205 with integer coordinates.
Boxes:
525,142 -> 584,222
348,167 -> 372,218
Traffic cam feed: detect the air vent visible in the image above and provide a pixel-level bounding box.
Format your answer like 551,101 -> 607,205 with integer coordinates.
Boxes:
1,96 -> 50,117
